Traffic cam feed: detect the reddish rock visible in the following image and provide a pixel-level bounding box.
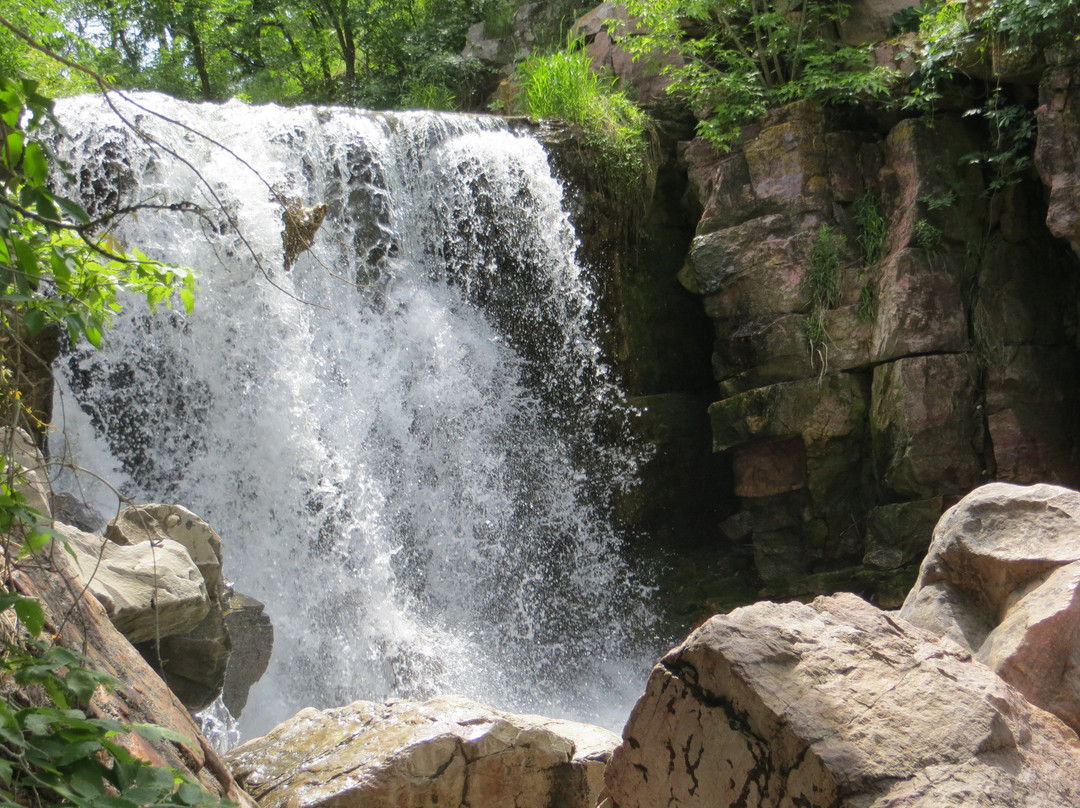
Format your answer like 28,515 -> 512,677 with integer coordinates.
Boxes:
1036,48 -> 1080,258
733,437 -> 807,498
870,353 -> 983,498
871,249 -> 968,362
985,346 -> 1080,486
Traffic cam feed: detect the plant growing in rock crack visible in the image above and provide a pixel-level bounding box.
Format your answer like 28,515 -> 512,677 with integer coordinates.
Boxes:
853,191 -> 886,324
803,224 -> 845,366
914,219 -> 943,251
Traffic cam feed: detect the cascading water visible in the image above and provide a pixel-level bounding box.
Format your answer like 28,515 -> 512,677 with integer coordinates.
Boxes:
49,93 -> 658,739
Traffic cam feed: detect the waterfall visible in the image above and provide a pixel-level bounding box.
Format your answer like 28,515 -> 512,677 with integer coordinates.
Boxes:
49,93 -> 656,738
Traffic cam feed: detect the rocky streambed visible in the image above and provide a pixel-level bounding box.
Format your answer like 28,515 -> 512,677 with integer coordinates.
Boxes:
10,423 -> 1080,808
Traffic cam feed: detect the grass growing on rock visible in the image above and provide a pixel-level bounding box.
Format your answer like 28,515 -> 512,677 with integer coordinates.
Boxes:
516,43 -> 656,204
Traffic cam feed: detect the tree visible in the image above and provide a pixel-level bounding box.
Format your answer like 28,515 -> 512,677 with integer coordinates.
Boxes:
615,0 -> 898,150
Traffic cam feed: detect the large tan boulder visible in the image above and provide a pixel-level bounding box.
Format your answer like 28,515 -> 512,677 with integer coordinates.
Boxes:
107,504 -> 225,599
900,482 -> 1080,733
58,522 -> 211,644
603,592 -> 1080,808
226,695 -> 618,808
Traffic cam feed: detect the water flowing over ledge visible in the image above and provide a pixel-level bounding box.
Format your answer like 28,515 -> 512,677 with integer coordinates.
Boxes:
48,93 -> 658,738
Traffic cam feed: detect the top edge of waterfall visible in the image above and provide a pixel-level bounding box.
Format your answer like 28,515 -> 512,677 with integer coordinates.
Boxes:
54,90 -> 538,134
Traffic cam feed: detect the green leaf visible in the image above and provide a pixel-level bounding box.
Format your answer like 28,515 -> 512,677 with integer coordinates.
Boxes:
23,307 -> 46,336
13,597 -> 45,637
22,142 -> 49,186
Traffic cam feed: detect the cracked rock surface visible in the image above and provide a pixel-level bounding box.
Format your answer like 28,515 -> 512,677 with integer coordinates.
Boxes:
603,592 -> 1080,807
225,694 -> 618,808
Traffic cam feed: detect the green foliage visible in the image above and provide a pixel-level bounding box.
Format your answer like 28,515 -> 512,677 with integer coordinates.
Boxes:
0,593 -> 234,808
616,0 -> 899,150
960,88 -> 1036,193
1,75 -> 196,349
914,218 -> 942,250
516,43 -> 653,197
853,191 -> 887,267
803,223 -> 845,346
59,0 -> 493,108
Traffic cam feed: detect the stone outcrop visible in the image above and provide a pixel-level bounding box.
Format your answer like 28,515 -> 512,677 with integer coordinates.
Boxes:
682,95 -> 1080,603
59,503 -> 271,714
108,504 -> 225,598
1036,46 -> 1080,258
227,694 -> 618,808
901,482 -> 1080,734
603,592 -> 1080,808
9,539 -> 255,807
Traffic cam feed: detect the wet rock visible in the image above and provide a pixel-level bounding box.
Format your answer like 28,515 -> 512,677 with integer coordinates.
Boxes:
604,592 -> 1080,808
901,482 -> 1080,734
221,589 -> 273,717
50,492 -> 107,533
227,695 -> 617,808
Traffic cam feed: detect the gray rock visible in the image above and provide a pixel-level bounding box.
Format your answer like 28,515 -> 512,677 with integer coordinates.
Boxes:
50,492 -> 107,533
58,522 -> 210,644
604,592 -> 1080,808
221,588 -> 273,717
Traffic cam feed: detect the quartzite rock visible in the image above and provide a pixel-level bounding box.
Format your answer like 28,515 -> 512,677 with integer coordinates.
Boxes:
226,695 -> 618,808
107,504 -> 225,599
603,592 -> 1080,808
901,482 -> 1080,733
9,539 -> 253,806
1036,47 -> 1080,260
58,522 -> 210,644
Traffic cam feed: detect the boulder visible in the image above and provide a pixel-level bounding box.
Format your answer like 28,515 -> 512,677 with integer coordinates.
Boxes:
107,504 -> 225,599
221,588 -> 274,717
58,522 -> 211,644
603,592 -> 1080,808
901,482 -> 1080,733
50,492 -> 107,533
226,695 -> 618,808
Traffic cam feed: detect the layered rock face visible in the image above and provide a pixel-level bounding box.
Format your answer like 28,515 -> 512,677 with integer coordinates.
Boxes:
226,695 -> 618,808
603,591 -> 1080,808
683,99 -> 1080,602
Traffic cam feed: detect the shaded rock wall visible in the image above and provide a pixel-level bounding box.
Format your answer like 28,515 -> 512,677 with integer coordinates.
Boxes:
679,98 -> 1080,606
